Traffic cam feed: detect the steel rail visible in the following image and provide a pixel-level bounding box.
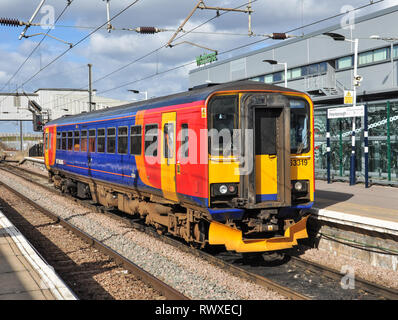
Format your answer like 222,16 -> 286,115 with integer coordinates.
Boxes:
0,175 -> 188,300
2,165 -> 398,299
0,164 -> 309,300
289,255 -> 398,300
7,164 -> 398,299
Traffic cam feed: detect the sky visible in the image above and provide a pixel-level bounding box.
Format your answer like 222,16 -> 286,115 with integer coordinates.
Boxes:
0,0 -> 397,133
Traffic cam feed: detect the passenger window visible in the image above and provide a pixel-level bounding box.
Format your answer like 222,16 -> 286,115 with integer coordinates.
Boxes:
61,132 -> 67,150
73,131 -> 80,151
118,127 -> 128,154
97,129 -> 105,153
74,131 -> 80,152
81,130 -> 88,152
89,129 -> 96,152
180,124 -> 189,159
107,128 -> 116,154
67,132 -> 73,151
145,124 -> 158,157
56,132 -> 61,150
163,123 -> 174,159
130,125 -> 142,155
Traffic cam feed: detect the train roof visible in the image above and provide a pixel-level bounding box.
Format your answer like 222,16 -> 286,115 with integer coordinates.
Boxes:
45,80 -> 302,126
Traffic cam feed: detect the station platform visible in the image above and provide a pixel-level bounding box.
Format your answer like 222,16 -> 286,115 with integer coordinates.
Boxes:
0,210 -> 76,300
311,180 -> 398,236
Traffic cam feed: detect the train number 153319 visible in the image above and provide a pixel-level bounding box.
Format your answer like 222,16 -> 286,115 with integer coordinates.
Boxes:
290,159 -> 308,166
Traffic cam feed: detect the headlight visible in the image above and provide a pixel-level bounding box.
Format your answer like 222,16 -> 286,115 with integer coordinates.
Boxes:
219,185 -> 228,194
294,181 -> 303,191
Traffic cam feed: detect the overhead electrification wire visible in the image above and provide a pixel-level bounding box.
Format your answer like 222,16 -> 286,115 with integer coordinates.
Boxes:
18,0 -> 141,91
0,0 -> 74,93
41,0 -> 385,110
40,0 -> 258,109
91,0 -> 387,96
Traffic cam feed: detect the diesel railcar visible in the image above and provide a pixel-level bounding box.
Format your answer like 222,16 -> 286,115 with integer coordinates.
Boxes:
43,81 -> 314,253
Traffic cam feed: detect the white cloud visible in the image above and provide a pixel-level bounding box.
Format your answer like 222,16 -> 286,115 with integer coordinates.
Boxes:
0,0 -> 397,103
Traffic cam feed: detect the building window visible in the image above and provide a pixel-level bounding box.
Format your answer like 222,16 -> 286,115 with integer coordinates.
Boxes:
291,67 -> 302,79
319,62 -> 327,73
337,56 -> 353,69
273,72 -> 283,82
264,74 -> 273,83
67,132 -> 73,151
14,95 -> 21,107
81,130 -> 88,152
394,45 -> 398,59
130,125 -> 142,155
145,124 -> 158,157
107,128 -> 116,154
373,48 -> 388,62
359,48 -> 389,66
97,128 -> 105,153
359,51 -> 373,65
74,130 -> 80,152
118,126 -> 128,154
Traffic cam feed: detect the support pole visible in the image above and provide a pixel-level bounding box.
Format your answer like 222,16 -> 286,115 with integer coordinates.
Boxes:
339,119 -> 343,176
19,120 -> 23,151
387,100 -> 391,181
364,104 -> 369,188
350,38 -> 359,186
326,117 -> 331,183
88,63 -> 93,112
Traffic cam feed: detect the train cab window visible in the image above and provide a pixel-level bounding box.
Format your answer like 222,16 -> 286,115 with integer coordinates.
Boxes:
81,130 -> 88,152
290,99 -> 309,154
118,127 -> 128,154
208,95 -> 238,156
48,133 -> 52,150
97,129 -> 105,153
130,125 -> 142,155
74,131 -> 80,152
61,132 -> 67,150
107,128 -> 116,154
56,132 -> 61,150
67,132 -> 73,151
89,129 -> 96,153
163,123 -> 174,159
180,124 -> 189,159
145,124 -> 158,157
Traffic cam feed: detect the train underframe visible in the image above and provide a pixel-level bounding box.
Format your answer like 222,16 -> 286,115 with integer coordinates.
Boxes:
50,170 -> 309,253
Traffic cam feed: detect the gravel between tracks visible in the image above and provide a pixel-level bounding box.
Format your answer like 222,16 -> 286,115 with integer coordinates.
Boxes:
298,248 -> 398,290
0,186 -> 165,300
0,170 -> 287,300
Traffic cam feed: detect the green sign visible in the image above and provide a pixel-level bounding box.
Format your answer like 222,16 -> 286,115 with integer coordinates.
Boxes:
196,52 -> 218,66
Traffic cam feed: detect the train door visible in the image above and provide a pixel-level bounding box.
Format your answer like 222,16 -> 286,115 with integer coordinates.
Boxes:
161,112 -> 178,202
241,94 -> 291,207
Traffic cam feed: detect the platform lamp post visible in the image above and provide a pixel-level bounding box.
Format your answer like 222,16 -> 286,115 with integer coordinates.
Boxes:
263,60 -> 288,88
128,89 -> 148,100
323,32 -> 360,185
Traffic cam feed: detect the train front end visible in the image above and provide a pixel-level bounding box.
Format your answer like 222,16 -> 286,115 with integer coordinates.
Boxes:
206,89 -> 314,253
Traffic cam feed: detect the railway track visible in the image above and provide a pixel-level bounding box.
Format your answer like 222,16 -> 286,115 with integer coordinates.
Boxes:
0,165 -> 187,300
2,162 -> 398,300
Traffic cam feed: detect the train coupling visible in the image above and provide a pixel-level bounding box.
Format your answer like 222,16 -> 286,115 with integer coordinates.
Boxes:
208,216 -> 308,253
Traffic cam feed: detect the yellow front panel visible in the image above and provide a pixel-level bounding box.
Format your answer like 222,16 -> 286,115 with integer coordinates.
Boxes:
161,112 -> 178,202
255,154 -> 278,197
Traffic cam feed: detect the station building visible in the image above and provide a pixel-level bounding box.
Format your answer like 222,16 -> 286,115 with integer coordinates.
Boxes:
189,5 -> 398,185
